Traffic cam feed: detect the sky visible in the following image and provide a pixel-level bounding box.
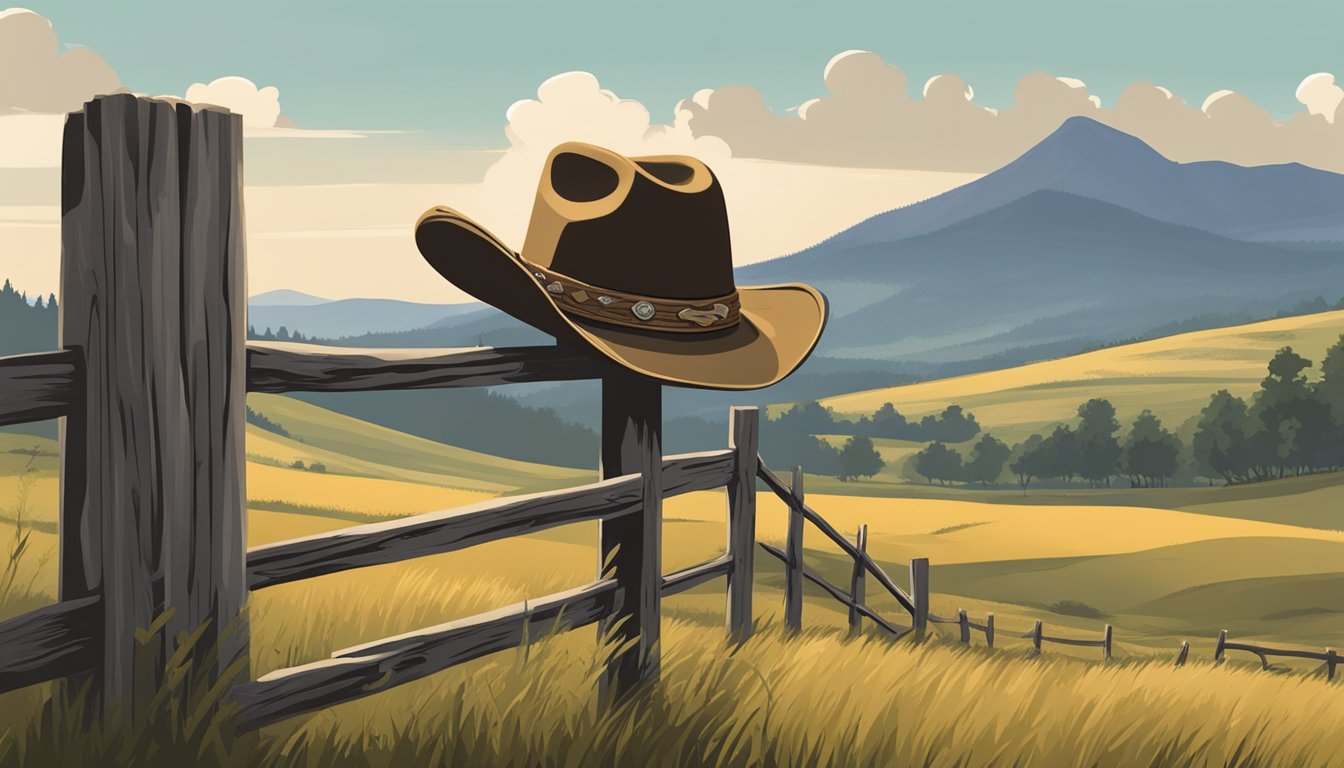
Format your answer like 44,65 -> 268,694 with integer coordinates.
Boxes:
25,0 -> 1344,140
2,2 -> 1342,302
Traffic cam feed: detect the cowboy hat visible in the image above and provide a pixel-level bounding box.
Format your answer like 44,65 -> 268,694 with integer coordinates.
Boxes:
414,142 -> 827,390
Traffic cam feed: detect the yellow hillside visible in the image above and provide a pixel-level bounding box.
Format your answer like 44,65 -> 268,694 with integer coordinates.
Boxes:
822,310 -> 1344,441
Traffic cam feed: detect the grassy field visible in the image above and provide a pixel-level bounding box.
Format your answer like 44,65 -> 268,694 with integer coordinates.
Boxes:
821,310 -> 1344,447
5,381 -> 1344,764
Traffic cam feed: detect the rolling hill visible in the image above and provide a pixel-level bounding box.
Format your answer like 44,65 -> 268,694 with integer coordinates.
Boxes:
820,306 -> 1344,445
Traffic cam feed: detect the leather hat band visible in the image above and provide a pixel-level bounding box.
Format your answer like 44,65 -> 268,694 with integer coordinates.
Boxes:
521,259 -> 741,333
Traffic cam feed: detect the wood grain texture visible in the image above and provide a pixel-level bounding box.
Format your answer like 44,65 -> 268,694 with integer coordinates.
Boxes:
848,524 -> 867,637
661,554 -> 732,596
247,451 -> 727,590
909,558 -> 930,640
0,350 -> 79,427
230,580 -> 620,732
758,462 -> 917,616
0,596 -> 100,695
170,100 -> 250,686
783,466 -> 804,634
758,542 -> 910,638
60,94 -> 249,717
246,343 -> 612,393
726,407 -> 758,643
597,373 -> 662,704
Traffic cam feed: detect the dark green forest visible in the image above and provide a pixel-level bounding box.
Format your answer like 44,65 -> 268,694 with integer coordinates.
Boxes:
910,341 -> 1344,489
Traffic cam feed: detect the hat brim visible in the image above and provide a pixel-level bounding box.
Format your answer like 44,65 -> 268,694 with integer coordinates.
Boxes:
415,206 -> 828,390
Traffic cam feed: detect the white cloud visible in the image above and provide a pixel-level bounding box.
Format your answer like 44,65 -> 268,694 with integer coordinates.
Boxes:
185,76 -> 283,129
1297,73 -> 1343,123
0,8 -> 121,114
475,71 -> 730,237
679,51 -> 1344,174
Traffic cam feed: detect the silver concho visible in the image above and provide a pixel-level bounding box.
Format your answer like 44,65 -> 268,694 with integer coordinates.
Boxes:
534,272 -> 546,281
546,281 -> 564,294
631,301 -> 656,321
597,296 -> 615,305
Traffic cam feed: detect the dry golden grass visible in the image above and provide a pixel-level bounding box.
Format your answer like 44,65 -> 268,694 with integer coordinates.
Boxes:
247,463 -> 497,518
822,310 -> 1344,443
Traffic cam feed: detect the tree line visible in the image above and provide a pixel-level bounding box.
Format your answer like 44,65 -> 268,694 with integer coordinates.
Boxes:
759,400 -> 985,482
910,340 -> 1344,489
248,325 -> 313,342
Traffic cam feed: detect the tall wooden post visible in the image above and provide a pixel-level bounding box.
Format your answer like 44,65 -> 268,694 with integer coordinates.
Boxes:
598,372 -> 662,703
60,94 -> 248,720
957,609 -> 970,644
909,557 -> 929,640
984,612 -> 995,648
726,406 -> 758,643
783,466 -> 804,634
848,525 -> 867,637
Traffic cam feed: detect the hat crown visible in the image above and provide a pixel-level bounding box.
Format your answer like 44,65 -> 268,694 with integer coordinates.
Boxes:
521,144 -> 735,301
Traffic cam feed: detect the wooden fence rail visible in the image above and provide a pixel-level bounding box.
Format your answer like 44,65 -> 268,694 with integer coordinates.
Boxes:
928,612 -> 1113,659
1214,630 -> 1340,679
0,94 -> 763,731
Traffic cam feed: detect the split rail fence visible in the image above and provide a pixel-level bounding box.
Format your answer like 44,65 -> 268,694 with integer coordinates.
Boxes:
754,463 -> 1115,659
0,94 -> 764,732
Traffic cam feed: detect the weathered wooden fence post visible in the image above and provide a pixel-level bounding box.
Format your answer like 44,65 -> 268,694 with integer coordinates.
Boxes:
1214,629 -> 1228,664
60,94 -> 248,720
848,525 -> 867,637
783,465 -> 805,634
1031,620 -> 1044,654
1103,624 -> 1114,660
726,406 -> 758,643
957,609 -> 970,644
598,372 -> 663,703
985,612 -> 995,648
1327,648 -> 1338,681
1174,641 -> 1190,667
909,558 -> 929,640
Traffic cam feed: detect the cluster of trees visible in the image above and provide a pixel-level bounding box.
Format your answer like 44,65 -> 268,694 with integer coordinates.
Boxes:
246,405 -> 296,440
0,279 -> 58,357
914,400 -> 1183,489
771,400 -> 980,443
911,341 -> 1344,489
913,434 -> 1012,486
248,325 -> 313,342
760,400 -> 984,482
1192,344 -> 1344,484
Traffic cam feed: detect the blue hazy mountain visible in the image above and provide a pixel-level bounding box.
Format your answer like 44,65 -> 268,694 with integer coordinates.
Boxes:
247,295 -> 482,340
249,289 -> 332,306
797,116 -> 1344,255
736,119 -> 1344,364
743,188 -> 1344,363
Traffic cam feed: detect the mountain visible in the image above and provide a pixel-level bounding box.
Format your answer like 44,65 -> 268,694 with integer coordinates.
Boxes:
249,289 -> 331,306
793,116 -> 1344,256
247,297 -> 482,340
738,120 -> 1344,365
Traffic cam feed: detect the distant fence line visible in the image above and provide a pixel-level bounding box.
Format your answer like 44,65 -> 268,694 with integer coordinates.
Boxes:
755,462 -> 1116,659
1169,630 -> 1340,681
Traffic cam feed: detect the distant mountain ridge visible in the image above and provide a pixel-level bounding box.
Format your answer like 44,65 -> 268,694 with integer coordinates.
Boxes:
777,117 -> 1344,263
737,118 -> 1344,365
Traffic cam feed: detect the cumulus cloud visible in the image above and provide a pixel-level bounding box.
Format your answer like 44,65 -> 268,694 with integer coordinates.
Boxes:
1297,73 -> 1343,123
185,76 -> 283,129
0,8 -> 121,114
456,70 -> 971,263
678,50 -> 1344,173
485,71 -> 728,191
